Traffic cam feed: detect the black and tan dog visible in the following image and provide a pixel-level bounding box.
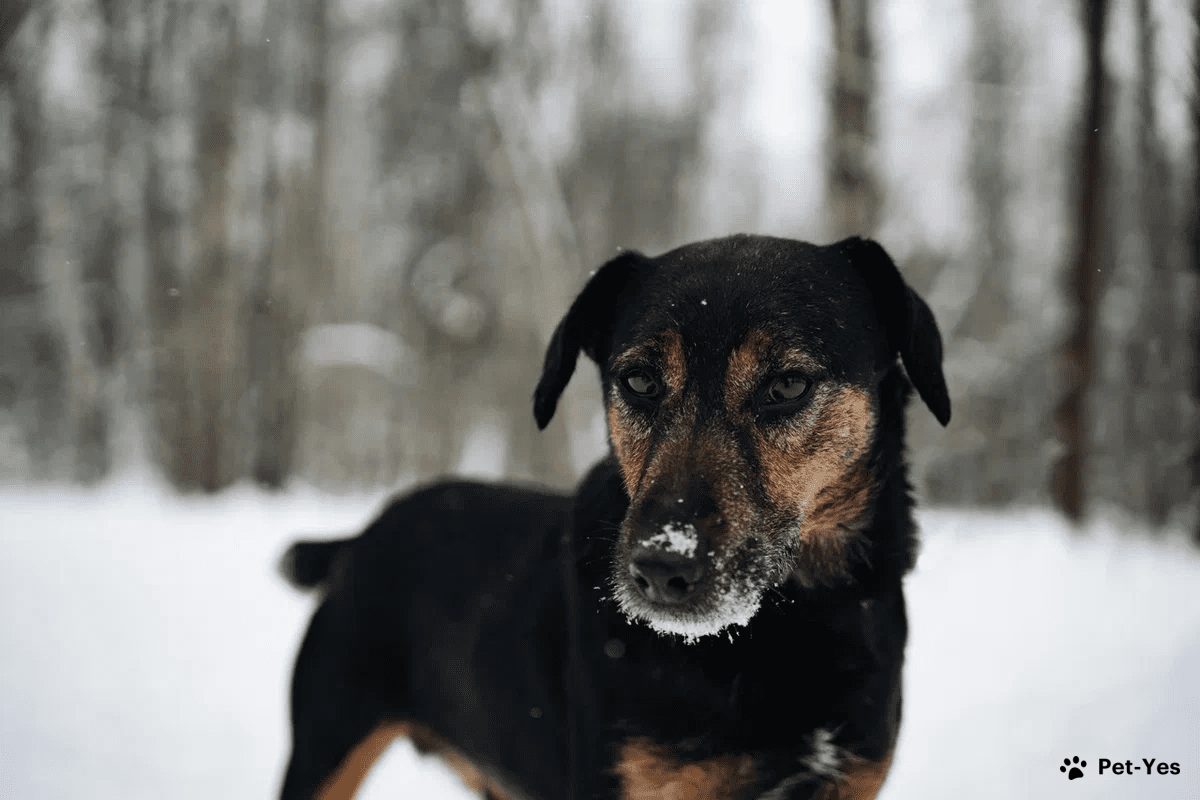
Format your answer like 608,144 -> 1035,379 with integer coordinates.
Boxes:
278,235 -> 951,800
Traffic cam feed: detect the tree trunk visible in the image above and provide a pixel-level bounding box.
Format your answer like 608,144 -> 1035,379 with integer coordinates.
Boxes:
145,0 -> 248,492
0,3 -> 55,479
1052,0 -> 1109,520
0,1 -> 30,52
249,0 -> 329,489
826,0 -> 878,239
35,1 -> 111,483
1126,0 -> 1182,525
1193,0 -> 1200,542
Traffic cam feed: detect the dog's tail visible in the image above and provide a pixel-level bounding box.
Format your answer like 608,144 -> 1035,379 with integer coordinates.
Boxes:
278,539 -> 352,590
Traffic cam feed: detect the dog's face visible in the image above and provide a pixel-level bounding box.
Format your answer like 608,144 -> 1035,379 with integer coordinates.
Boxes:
535,235 -> 950,640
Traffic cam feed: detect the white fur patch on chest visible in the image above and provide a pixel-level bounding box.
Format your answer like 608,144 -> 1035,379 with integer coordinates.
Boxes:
802,727 -> 845,778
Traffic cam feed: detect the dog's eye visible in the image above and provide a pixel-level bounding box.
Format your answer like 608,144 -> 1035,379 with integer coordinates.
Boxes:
622,370 -> 660,398
764,375 -> 810,405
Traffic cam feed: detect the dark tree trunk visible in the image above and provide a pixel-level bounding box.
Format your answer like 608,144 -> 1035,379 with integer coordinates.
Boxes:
249,0 -> 329,489
1193,0 -> 1200,542
1052,0 -> 1109,520
145,1 -> 246,492
33,3 -> 112,483
1127,0 -> 1179,525
0,0 -> 30,53
966,0 -> 1012,343
188,7 -> 242,492
0,3 -> 58,478
827,0 -> 878,238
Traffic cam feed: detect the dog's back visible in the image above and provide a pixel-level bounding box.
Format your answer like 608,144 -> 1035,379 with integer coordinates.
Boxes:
282,482 -> 575,800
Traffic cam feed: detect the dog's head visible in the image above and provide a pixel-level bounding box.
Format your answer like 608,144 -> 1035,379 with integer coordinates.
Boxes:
534,235 -> 950,640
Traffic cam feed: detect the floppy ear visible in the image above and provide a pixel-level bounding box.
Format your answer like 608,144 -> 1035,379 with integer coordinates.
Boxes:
533,251 -> 646,430
838,237 -> 951,427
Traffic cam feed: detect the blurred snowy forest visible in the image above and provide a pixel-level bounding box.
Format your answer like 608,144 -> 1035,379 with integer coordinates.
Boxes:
0,0 -> 1197,534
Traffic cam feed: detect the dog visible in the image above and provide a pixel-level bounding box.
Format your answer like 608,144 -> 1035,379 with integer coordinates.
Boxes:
278,234 -> 951,800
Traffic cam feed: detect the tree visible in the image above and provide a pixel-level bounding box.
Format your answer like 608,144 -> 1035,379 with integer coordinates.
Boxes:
249,0 -> 329,488
1193,0 -> 1200,542
1053,0 -> 1109,520
1125,0 -> 1184,525
0,1 -> 30,52
826,0 -> 878,239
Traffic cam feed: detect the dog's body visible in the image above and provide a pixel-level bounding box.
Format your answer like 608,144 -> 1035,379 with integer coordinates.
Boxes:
280,235 -> 950,800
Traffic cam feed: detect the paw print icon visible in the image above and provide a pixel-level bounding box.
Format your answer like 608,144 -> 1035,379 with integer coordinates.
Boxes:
1061,756 -> 1086,780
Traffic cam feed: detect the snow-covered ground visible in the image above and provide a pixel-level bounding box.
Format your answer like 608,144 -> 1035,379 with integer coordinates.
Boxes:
1,478 -> 1197,799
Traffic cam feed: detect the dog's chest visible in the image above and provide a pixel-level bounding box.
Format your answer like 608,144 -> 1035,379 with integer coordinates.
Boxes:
587,606 -> 870,747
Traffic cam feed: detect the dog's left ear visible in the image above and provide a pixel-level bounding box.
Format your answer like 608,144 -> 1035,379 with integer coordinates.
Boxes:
533,251 -> 647,430
838,237 -> 952,426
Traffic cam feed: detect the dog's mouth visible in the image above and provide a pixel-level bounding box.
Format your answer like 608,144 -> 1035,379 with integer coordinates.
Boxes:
611,526 -> 790,642
614,570 -> 766,642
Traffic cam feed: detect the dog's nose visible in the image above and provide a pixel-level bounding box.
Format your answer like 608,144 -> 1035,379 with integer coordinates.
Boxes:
629,545 -> 706,605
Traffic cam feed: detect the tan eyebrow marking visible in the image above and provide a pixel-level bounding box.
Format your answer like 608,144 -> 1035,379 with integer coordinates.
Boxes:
777,347 -> 824,374
660,328 -> 686,396
725,332 -> 826,416
725,329 -> 771,414
611,330 -> 686,395
612,339 -> 658,371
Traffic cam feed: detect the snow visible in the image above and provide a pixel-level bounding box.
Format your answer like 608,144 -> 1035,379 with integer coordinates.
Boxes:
1,482 -> 1197,800
298,323 -> 418,383
645,521 -> 699,558
454,413 -> 509,480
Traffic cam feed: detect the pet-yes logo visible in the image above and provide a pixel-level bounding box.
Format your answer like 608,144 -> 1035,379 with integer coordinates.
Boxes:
1059,755 -> 1182,780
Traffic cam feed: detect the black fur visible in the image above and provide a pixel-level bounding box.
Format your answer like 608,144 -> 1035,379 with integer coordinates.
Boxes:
280,234 -> 949,800
279,539 -> 350,589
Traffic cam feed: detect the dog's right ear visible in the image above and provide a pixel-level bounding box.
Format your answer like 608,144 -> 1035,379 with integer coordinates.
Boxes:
533,251 -> 646,430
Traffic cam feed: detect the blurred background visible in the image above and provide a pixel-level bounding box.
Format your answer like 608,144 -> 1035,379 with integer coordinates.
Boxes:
0,0 -> 1196,531
2,3 -> 1200,799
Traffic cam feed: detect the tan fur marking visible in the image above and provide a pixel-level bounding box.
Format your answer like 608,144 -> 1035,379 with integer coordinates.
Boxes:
661,329 -> 687,398
805,459 -> 875,532
609,330 -> 688,497
610,330 -> 686,398
814,754 -> 893,800
778,347 -> 824,375
724,329 -> 771,413
756,386 -> 874,513
615,738 -> 756,800
609,401 -> 651,493
314,723 -> 404,800
755,386 -> 876,581
315,721 -> 515,800
612,340 -> 658,373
